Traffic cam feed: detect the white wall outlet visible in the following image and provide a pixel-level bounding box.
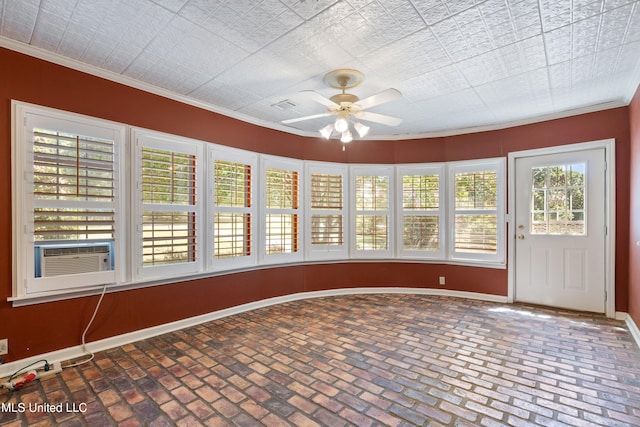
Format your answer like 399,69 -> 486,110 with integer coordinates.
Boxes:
0,339 -> 7,356
439,276 -> 446,285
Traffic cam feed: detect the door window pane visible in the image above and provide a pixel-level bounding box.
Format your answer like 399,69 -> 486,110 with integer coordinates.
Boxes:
530,163 -> 585,235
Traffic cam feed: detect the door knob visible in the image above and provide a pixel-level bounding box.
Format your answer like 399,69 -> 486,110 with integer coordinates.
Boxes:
517,234 -> 525,240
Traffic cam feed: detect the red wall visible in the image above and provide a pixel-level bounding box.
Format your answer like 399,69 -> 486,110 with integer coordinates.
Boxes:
0,47 -> 632,362
629,86 -> 640,326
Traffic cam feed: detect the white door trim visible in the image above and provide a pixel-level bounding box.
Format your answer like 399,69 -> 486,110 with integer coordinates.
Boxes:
507,139 -> 616,317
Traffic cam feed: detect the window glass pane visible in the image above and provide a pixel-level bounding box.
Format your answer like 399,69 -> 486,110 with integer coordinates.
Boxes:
214,160 -> 251,207
454,214 -> 497,254
214,213 -> 250,258
455,171 -> 497,209
266,214 -> 298,254
356,215 -> 388,250
142,148 -> 196,205
402,174 -> 439,210
311,214 -> 343,245
33,128 -> 115,202
530,163 -> 585,235
142,211 -> 196,266
403,215 -> 439,250
266,168 -> 298,209
356,176 -> 388,210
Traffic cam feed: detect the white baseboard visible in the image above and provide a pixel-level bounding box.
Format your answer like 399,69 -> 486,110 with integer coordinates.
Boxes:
1,288 -> 506,378
617,311 -> 640,348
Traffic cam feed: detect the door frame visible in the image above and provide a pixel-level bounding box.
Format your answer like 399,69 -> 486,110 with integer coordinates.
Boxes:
507,139 -> 616,317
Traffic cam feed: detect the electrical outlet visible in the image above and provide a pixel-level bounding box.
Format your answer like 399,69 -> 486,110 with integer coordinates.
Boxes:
439,276 -> 446,285
0,339 -> 7,356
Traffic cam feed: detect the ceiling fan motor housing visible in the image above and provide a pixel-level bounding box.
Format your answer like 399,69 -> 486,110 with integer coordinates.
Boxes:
330,93 -> 359,105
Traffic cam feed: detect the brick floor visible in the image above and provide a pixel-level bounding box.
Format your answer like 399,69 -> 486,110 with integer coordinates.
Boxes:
1,294 -> 640,426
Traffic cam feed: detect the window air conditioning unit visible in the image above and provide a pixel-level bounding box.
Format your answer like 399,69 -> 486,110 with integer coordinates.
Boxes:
36,243 -> 113,278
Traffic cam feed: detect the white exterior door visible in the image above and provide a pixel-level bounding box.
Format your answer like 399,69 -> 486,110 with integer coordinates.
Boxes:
514,148 -> 606,313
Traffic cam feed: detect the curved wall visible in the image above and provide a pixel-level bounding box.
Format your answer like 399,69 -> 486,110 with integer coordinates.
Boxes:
0,47 -> 631,361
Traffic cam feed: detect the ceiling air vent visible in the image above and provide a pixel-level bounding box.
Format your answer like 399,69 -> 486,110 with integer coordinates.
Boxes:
271,99 -> 297,111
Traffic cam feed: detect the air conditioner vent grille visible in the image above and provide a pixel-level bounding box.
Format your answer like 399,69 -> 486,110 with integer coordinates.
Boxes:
43,245 -> 110,257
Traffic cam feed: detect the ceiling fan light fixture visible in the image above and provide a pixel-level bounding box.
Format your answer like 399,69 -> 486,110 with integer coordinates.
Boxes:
341,130 -> 353,143
319,123 -> 334,139
353,121 -> 370,138
334,117 -> 349,133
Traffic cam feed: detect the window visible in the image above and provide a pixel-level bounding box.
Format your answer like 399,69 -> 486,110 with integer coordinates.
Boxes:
133,130 -> 203,280
398,165 -> 444,259
449,158 -> 505,263
210,147 -> 257,269
351,166 -> 394,258
530,163 -> 585,235
13,103 -> 124,295
305,163 -> 348,260
261,156 -> 303,263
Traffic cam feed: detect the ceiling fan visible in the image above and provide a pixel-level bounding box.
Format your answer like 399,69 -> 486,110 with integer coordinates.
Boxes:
282,69 -> 402,144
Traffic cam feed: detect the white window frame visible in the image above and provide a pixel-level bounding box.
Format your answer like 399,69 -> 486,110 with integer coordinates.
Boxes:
259,155 -> 304,265
447,157 -> 506,264
350,165 -> 395,259
131,128 -> 204,281
12,101 -> 125,297
209,145 -> 258,271
304,161 -> 349,261
396,164 -> 446,260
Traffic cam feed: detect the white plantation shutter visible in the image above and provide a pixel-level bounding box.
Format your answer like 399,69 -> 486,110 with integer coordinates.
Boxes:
261,156 -> 303,264
449,159 -> 505,263
210,146 -> 257,270
351,165 -> 394,258
397,165 -> 444,259
134,130 -> 203,279
304,162 -> 348,260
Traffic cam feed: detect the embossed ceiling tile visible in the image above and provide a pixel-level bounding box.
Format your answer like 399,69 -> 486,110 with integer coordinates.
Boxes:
458,51 -> 508,86
177,0 -> 222,26
628,5 -> 640,42
286,0 -> 341,20
444,0 -> 476,14
539,0 -> 571,31
400,65 -> 470,102
508,0 -> 539,17
1,0 -> 39,42
29,9 -> 67,50
149,0 -> 188,13
544,26 -> 572,65
415,2 -> 451,25
512,10 -> 542,38
479,0 -> 509,16
572,16 -> 600,57
573,0 -> 604,21
598,4 -> 635,50
604,0 -> 635,10
191,80 -> 262,112
475,69 -> 551,107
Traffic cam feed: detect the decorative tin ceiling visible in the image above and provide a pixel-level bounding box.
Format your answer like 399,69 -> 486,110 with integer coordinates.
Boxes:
1,0 -> 639,138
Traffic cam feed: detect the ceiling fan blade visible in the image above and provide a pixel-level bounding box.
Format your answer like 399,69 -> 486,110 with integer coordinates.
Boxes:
354,88 -> 401,110
354,111 -> 403,126
281,112 -> 334,124
301,90 -> 339,108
